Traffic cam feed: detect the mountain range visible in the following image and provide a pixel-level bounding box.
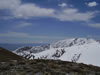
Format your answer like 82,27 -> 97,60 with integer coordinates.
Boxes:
14,38 -> 100,66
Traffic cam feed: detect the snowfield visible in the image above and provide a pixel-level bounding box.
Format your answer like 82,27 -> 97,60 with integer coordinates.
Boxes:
14,38 -> 100,66
59,42 -> 100,66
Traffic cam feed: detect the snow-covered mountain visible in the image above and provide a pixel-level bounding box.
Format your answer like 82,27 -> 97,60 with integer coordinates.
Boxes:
14,38 -> 100,66
13,44 -> 50,55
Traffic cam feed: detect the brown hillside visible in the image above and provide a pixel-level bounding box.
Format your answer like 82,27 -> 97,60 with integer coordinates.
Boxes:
0,47 -> 23,62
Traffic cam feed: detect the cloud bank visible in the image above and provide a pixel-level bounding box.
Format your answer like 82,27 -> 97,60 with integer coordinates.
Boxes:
14,4 -> 55,18
0,31 -> 65,43
54,8 -> 96,22
0,0 -> 98,22
0,0 -> 21,10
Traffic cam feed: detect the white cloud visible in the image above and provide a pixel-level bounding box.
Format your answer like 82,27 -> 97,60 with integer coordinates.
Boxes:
54,8 -> 96,22
88,23 -> 100,28
13,2 -> 97,22
0,0 -> 21,10
58,3 -> 67,8
14,4 -> 55,18
0,32 -> 31,38
88,1 -> 98,7
0,0 -> 55,18
15,22 -> 32,28
0,32 -> 64,39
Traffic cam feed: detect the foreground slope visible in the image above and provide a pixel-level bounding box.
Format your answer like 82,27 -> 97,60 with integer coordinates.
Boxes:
14,38 -> 100,66
0,47 -> 23,62
0,59 -> 100,75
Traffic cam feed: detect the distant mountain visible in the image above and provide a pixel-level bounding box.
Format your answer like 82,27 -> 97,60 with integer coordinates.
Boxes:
14,38 -> 100,66
13,44 -> 50,59
0,47 -> 23,62
14,44 -> 50,53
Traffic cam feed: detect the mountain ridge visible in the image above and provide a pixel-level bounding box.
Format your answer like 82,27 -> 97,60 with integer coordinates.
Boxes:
14,38 -> 100,66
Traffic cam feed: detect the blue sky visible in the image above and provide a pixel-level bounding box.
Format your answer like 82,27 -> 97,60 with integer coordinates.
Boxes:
0,0 -> 100,43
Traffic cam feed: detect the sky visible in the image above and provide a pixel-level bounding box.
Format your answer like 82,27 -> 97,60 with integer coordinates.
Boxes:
0,0 -> 100,44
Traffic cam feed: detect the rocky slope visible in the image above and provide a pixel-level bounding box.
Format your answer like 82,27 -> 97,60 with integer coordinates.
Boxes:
0,59 -> 100,75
